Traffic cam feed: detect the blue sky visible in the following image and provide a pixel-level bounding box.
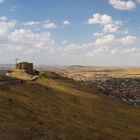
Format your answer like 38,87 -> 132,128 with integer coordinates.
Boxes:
0,0 -> 140,66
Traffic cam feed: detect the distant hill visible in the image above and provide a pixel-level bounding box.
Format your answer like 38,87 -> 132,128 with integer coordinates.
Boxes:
68,65 -> 101,69
0,64 -> 14,67
0,64 -> 14,71
68,65 -> 140,69
68,65 -> 85,68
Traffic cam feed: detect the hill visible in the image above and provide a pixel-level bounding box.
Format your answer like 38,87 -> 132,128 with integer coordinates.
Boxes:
0,72 -> 140,140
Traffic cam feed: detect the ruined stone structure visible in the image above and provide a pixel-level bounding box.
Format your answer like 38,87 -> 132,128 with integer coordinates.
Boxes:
16,62 -> 33,74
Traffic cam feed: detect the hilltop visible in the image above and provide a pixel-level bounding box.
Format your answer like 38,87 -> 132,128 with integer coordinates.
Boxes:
0,72 -> 140,140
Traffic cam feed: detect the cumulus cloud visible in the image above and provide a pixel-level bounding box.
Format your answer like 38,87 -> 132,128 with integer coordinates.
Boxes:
63,20 -> 71,26
6,29 -> 55,53
87,48 -> 104,57
95,34 -> 116,47
95,34 -> 136,48
86,33 -> 137,58
110,48 -> 119,54
43,21 -> 58,29
0,16 -> 139,66
87,13 -> 122,33
93,32 -> 104,37
122,47 -> 137,53
23,20 -> 58,30
0,17 -> 56,55
110,47 -> 138,55
23,21 -> 40,26
0,17 -> 17,39
120,35 -> 136,45
22,20 -> 60,32
109,0 -> 136,10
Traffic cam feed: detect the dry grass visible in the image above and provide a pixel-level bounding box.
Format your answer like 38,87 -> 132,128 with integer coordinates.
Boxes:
53,67 -> 140,78
0,72 -> 140,140
9,69 -> 33,80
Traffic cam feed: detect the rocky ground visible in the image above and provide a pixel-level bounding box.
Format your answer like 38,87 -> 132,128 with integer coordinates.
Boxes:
56,71 -> 140,106
92,78 -> 140,106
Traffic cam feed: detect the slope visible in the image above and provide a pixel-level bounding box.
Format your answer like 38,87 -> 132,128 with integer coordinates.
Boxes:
0,72 -> 140,140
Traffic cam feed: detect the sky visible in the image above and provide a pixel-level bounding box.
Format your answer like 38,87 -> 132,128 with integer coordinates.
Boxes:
0,0 -> 140,66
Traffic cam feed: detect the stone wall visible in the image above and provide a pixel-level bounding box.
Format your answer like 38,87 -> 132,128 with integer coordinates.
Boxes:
16,62 -> 33,74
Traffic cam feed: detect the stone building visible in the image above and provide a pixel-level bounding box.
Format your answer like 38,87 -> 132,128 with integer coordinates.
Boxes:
16,62 -> 33,74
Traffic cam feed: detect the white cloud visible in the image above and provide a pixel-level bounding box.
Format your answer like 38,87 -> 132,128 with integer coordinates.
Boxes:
87,48 -> 104,57
123,30 -> 129,34
95,34 -> 116,47
88,13 -> 112,25
43,21 -> 58,29
0,16 -> 7,21
110,47 -> 139,55
120,35 -> 136,45
0,18 -> 57,56
0,16 -> 139,66
122,47 -> 137,53
22,20 -> 58,30
7,29 -> 55,51
23,21 -> 40,26
63,20 -> 71,26
87,13 -> 122,33
86,33 -> 138,59
95,34 -> 136,48
93,32 -> 104,37
109,0 -> 136,10
0,17 -> 17,38
61,43 -> 93,54
110,48 -> 119,54
62,40 -> 68,45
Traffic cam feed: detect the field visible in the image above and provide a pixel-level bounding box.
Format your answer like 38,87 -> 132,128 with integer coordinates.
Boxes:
0,71 -> 140,140
49,66 -> 140,80
51,67 -> 140,105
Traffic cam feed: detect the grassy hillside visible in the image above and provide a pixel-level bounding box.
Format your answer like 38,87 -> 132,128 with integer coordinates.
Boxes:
0,72 -> 140,140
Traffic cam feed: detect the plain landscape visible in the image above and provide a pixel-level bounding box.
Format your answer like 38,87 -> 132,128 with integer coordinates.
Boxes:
0,66 -> 140,140
0,0 -> 140,139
